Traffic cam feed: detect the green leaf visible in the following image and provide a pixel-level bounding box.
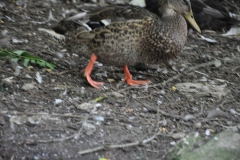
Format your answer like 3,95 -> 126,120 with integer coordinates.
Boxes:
0,50 -> 9,57
45,62 -> 55,69
37,60 -> 46,67
94,96 -> 107,102
23,58 -> 30,67
30,59 -> 36,64
0,48 -> 56,69
12,57 -> 20,62
13,50 -> 26,56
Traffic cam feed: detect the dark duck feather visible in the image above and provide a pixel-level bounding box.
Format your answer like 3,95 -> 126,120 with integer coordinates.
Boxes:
43,0 -> 201,89
144,0 -> 240,30
191,0 -> 240,30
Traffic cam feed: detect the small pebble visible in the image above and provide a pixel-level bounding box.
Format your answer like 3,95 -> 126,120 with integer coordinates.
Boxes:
205,129 -> 210,136
170,141 -> 176,146
54,99 -> 63,105
194,122 -> 202,128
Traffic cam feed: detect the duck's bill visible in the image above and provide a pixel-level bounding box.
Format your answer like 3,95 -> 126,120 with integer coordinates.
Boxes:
184,11 -> 201,33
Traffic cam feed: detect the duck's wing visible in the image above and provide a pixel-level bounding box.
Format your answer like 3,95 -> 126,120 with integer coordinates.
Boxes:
191,0 -> 228,19
201,0 -> 240,24
53,5 -> 159,35
191,0 -> 240,29
87,4 -> 159,22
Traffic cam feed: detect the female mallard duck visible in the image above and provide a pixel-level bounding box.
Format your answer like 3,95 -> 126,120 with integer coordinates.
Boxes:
49,0 -> 201,88
141,0 -> 240,30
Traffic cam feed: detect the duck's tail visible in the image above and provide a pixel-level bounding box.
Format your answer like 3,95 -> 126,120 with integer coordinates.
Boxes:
38,18 -> 92,44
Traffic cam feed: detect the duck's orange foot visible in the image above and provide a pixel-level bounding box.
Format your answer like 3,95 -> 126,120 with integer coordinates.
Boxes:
124,78 -> 151,86
83,54 -> 103,89
123,65 -> 151,86
85,74 -> 103,89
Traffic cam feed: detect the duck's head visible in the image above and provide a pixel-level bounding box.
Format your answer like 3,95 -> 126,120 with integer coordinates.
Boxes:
160,0 -> 201,33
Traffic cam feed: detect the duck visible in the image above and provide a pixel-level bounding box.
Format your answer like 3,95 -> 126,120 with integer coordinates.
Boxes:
190,0 -> 240,30
43,0 -> 201,89
134,0 -> 240,30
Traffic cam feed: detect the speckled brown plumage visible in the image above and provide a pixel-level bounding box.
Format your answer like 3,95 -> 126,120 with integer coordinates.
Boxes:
65,2 -> 199,66
50,0 -> 201,88
66,16 -> 186,66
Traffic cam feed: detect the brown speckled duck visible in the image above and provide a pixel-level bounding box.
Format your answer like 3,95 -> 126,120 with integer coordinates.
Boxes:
45,0 -> 201,88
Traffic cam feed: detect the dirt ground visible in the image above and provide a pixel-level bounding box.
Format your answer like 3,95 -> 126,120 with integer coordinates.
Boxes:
0,0 -> 240,159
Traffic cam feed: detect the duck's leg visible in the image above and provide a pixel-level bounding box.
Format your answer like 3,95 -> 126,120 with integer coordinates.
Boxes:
123,65 -> 151,86
83,54 -> 103,89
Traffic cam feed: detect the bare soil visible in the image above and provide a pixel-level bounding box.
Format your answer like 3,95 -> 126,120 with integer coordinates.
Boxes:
0,0 -> 240,159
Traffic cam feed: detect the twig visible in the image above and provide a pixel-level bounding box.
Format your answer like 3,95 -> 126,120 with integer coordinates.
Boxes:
58,69 -> 78,75
27,133 -> 76,143
0,8 -> 22,17
194,70 -> 209,77
222,57 -> 240,65
0,111 -> 85,118
155,108 -> 182,119
141,102 -> 185,119
25,114 -> 89,144
78,131 -> 167,155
